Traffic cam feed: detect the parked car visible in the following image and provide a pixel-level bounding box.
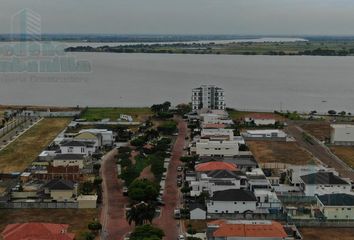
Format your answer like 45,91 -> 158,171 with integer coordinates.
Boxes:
178,234 -> 185,240
123,186 -> 128,196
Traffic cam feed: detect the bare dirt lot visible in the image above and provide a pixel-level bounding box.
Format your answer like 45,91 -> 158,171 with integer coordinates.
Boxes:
247,141 -> 313,165
330,146 -> 354,169
0,118 -> 71,173
300,227 -> 354,240
299,122 -> 330,142
0,209 -> 98,240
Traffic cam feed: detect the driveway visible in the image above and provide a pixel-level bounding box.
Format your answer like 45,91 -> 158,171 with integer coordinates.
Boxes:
100,148 -> 132,240
155,117 -> 187,240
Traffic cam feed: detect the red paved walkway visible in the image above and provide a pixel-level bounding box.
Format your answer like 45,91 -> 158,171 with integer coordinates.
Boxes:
100,149 -> 132,240
155,117 -> 187,239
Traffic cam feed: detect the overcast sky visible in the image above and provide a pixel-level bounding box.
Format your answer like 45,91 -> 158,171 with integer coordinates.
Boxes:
1,0 -> 354,35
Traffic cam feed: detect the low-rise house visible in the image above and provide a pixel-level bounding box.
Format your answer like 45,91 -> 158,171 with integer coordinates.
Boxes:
74,131 -> 102,147
200,113 -> 234,125
52,154 -> 85,169
198,155 -> 258,172
244,113 -> 277,126
34,165 -> 81,181
196,139 -> 239,157
287,165 -> 329,186
1,223 -> 75,240
254,189 -> 282,211
43,179 -> 77,202
246,168 -> 271,191
206,220 -> 301,240
316,193 -> 354,220
242,129 -> 287,141
60,140 -> 96,156
299,171 -> 351,196
190,169 -> 247,197
190,203 -> 207,220
330,124 -> 354,145
201,128 -> 234,141
206,189 -> 257,214
196,161 -> 237,172
79,129 -> 114,146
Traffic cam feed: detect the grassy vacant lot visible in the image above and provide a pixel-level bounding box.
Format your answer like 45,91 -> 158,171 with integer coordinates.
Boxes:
80,107 -> 152,122
227,109 -> 284,122
300,227 -> 354,240
247,141 -> 313,165
299,122 -> 330,142
330,146 -> 354,169
184,220 -> 207,232
0,209 -> 98,240
0,118 -> 70,173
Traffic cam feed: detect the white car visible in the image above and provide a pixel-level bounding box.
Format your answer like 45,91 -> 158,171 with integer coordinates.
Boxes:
178,235 -> 185,240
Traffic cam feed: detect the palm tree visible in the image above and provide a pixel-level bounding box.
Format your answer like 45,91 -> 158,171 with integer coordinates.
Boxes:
126,202 -> 156,226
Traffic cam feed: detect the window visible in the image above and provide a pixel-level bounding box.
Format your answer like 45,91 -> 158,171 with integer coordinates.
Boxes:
68,147 -> 73,153
243,202 -> 245,204
234,202 -> 237,204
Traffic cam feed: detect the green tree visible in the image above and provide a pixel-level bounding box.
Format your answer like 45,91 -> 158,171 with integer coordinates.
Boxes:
87,221 -> 102,233
126,202 -> 156,226
128,179 -> 159,202
80,181 -> 94,195
130,224 -> 164,240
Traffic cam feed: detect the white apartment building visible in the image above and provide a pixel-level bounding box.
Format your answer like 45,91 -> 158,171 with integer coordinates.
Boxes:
242,129 -> 287,141
330,124 -> 354,145
196,139 -> 239,157
200,113 -> 234,125
192,85 -> 225,111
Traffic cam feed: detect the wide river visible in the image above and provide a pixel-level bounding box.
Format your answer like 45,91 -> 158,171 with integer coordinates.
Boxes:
0,49 -> 354,113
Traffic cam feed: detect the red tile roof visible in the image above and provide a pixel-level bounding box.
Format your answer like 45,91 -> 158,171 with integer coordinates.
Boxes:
195,161 -> 237,172
208,220 -> 287,238
245,113 -> 276,120
1,223 -> 75,240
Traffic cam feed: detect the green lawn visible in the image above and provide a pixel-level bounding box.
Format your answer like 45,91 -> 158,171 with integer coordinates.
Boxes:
80,107 -> 152,122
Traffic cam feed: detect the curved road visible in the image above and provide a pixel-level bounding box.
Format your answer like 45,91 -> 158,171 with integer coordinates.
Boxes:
100,148 -> 132,240
155,117 -> 187,240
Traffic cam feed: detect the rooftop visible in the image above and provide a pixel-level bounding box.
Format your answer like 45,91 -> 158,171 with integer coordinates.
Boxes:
318,193 -> 354,206
53,154 -> 85,160
43,179 -> 74,190
300,172 -> 349,185
211,189 -> 257,202
208,220 -> 287,238
196,161 -> 237,172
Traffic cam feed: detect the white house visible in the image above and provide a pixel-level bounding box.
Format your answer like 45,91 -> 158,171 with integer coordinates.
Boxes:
206,189 -> 257,214
196,139 -> 239,157
74,132 -> 102,147
52,154 -> 85,169
60,141 -> 97,156
316,193 -> 354,220
201,128 -> 234,141
254,189 -> 282,211
299,171 -> 352,196
244,113 -> 276,126
330,124 -> 354,145
190,203 -> 207,220
190,169 -> 247,197
242,129 -> 287,141
200,113 -> 234,125
79,129 -> 114,146
287,165 -> 329,186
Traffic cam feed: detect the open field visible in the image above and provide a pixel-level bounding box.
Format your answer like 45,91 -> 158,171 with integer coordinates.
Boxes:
330,146 -> 354,169
0,118 -> 71,173
80,107 -> 152,122
247,141 -> 313,165
0,209 -> 98,240
300,227 -> 354,240
299,122 -> 330,142
184,220 -> 207,232
0,105 -> 80,112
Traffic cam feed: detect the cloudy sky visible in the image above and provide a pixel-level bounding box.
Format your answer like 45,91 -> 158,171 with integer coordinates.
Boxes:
1,0 -> 354,35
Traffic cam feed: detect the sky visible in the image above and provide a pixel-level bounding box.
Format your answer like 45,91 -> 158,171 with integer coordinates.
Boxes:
1,0 -> 354,35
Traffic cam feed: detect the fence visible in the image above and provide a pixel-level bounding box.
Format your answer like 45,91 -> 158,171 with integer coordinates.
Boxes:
278,195 -> 317,204
0,201 -> 78,209
0,117 -> 27,138
289,219 -> 354,227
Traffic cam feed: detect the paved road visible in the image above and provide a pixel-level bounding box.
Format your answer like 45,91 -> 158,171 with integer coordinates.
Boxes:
155,117 -> 187,240
100,148 -> 132,240
286,123 -> 354,181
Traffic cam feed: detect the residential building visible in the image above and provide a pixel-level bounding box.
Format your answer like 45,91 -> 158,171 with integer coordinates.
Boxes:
242,129 -> 287,141
196,139 -> 239,157
34,165 -> 81,181
244,113 -> 277,126
316,193 -> 354,220
192,85 -> 225,111
287,165 -> 329,186
74,132 -> 102,147
1,223 -> 75,240
246,168 -> 272,191
195,161 -> 237,172
60,140 -> 96,156
79,129 -> 114,146
254,189 -> 282,211
206,220 -> 301,240
206,189 -> 257,214
52,154 -> 85,169
190,203 -> 207,220
201,128 -> 234,141
299,171 -> 351,196
200,113 -> 233,125
330,124 -> 354,145
43,179 -> 76,202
